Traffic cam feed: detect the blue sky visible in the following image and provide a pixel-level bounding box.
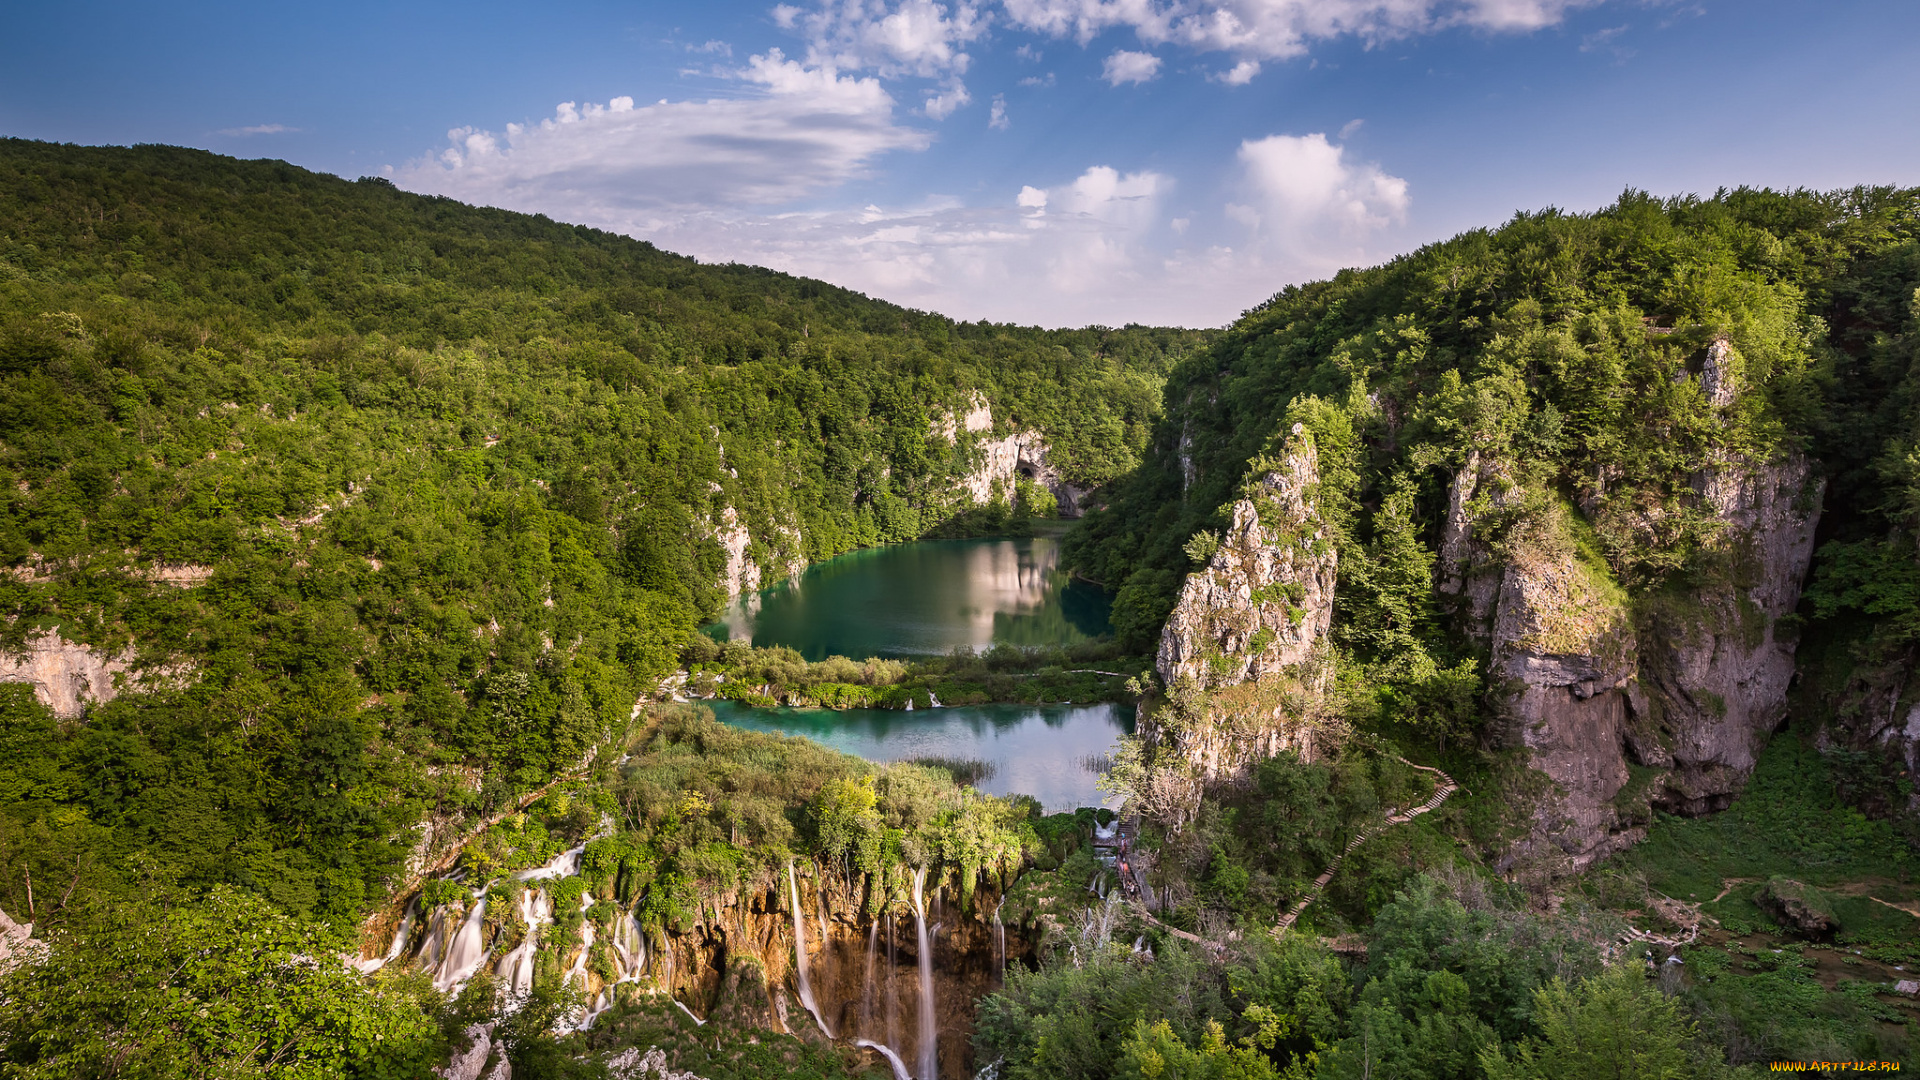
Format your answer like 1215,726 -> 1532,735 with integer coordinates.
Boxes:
4,0 -> 1917,326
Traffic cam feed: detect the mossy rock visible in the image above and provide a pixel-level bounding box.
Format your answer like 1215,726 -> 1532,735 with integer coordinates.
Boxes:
1757,876 -> 1838,939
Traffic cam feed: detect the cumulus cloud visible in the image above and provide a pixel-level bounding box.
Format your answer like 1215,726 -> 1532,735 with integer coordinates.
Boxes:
989,93 -> 1011,128
217,123 -> 297,136
1227,132 -> 1408,266
1102,49 -> 1163,84
783,0 -> 988,77
1213,59 -> 1261,83
1003,0 -> 1599,60
393,52 -> 929,215
924,79 -> 973,118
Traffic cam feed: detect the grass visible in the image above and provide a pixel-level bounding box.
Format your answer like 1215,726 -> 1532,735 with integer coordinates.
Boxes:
1609,732 -> 1915,905
906,756 -> 997,787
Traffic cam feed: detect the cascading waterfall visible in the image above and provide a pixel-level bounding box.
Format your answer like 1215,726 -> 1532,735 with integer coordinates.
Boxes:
787,861 -> 833,1037
434,894 -> 491,992
353,903 -> 417,973
495,886 -> 548,996
911,866 -> 937,1080
928,691 -> 942,708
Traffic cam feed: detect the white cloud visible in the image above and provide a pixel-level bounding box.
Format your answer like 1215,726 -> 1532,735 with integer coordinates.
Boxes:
1229,132 -> 1408,266
989,93 -> 1011,128
218,123 -> 297,136
1213,59 -> 1262,83
783,0 -> 989,77
1338,117 -> 1365,138
393,52 -> 929,214
924,79 -> 973,118
1102,49 -> 1163,84
612,164 -> 1188,325
1003,0 -> 1600,61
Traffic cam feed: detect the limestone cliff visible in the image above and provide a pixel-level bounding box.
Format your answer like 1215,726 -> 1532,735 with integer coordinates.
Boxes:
0,630 -> 132,719
1445,448 -> 1822,870
1635,454 -> 1823,813
936,395 -> 1093,517
1145,429 -> 1338,782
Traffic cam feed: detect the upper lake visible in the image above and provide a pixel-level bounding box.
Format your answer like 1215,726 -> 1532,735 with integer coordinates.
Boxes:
705,535 -> 1113,660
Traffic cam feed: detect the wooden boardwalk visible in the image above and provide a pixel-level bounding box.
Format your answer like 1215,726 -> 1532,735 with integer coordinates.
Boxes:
1271,759 -> 1458,935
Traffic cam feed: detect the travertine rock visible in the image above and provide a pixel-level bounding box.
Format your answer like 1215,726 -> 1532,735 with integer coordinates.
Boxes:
1156,436 -> 1335,690
937,397 -> 1092,517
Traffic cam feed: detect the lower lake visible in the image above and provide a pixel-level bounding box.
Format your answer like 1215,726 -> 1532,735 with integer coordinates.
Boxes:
700,536 -> 1127,810
702,698 -> 1132,813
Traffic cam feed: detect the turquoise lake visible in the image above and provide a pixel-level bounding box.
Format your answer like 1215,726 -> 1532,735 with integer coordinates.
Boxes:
705,536 -> 1112,660
700,536 -> 1129,811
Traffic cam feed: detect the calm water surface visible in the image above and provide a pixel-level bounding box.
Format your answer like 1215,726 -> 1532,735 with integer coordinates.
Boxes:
705,536 -> 1111,660
703,698 -> 1131,813
700,537 -> 1125,810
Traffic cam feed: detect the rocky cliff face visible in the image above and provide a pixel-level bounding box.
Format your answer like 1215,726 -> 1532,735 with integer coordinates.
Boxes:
706,506 -> 807,602
1157,434 -> 1335,688
1146,430 -> 1338,781
937,395 -> 1093,517
1445,448 -> 1823,871
0,631 -> 132,719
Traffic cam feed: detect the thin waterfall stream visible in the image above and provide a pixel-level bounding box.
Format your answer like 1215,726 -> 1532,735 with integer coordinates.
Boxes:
787,861 -> 832,1037
912,867 -> 937,1080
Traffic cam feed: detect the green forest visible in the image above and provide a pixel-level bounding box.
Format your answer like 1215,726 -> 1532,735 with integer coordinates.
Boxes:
3,140 -> 1920,1080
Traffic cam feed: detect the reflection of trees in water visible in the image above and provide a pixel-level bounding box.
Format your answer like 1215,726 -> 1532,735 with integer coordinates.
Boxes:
702,537 -> 1113,658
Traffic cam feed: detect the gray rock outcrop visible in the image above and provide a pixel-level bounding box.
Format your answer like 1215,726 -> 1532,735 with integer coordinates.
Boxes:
1144,430 -> 1338,783
937,395 -> 1093,517
1156,433 -> 1335,689
1445,445 -> 1823,871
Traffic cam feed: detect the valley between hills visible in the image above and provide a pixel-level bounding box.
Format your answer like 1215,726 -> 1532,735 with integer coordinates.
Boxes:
2,140 -> 1919,1079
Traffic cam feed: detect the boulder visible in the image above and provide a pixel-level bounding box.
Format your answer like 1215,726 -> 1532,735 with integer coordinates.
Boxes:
1756,877 -> 1838,938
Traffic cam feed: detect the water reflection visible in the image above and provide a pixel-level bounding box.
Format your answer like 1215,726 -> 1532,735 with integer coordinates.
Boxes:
705,699 -> 1132,813
705,537 -> 1111,661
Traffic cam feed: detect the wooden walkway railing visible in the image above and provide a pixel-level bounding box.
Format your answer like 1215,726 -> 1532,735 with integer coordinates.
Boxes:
1271,759 -> 1458,935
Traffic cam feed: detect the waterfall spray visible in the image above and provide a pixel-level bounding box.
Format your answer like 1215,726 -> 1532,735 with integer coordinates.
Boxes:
992,896 -> 1006,985
863,919 -> 879,1035
787,861 -> 833,1037
911,867 -> 937,1080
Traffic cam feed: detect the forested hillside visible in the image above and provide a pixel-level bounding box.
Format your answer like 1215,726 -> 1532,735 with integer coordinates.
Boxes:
0,139 -> 1204,933
6,139 -> 1920,1080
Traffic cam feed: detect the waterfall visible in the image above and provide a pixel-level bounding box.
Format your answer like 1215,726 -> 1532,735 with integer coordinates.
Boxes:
905,699 -> 915,711
516,843 -> 586,881
886,912 -> 900,1053
564,919 -> 596,988
862,919 -> 879,1035
992,897 -> 1006,984
495,887 -> 545,996
354,902 -> 417,974
787,861 -> 833,1037
928,691 -> 942,708
856,1039 -> 914,1080
434,896 -> 491,992
673,999 -> 707,1027
911,867 -> 937,1080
